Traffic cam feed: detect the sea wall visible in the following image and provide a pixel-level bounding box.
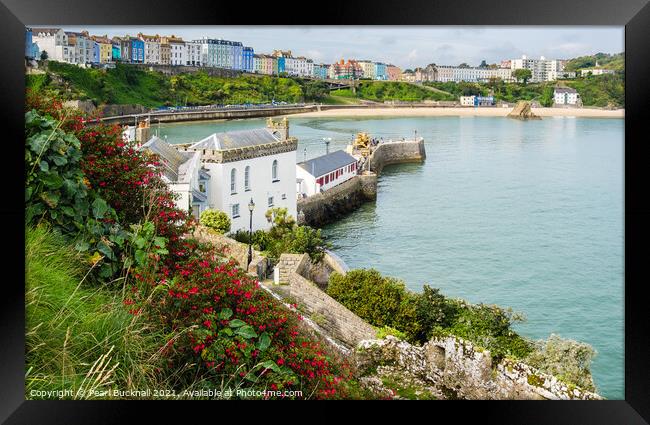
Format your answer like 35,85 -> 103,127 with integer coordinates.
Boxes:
99,105 -> 317,126
296,174 -> 377,227
365,138 -> 426,174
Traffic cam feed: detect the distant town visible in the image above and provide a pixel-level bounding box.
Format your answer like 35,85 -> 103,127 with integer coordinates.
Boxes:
25,27 -> 616,86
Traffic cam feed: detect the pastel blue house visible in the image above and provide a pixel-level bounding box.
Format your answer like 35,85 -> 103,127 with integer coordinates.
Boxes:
92,41 -> 100,64
130,38 -> 144,63
374,62 -> 387,80
242,46 -> 254,72
312,64 -> 328,79
277,57 -> 286,74
25,27 -> 33,58
231,42 -> 243,70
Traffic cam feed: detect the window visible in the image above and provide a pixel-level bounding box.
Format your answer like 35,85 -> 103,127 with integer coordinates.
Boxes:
281,193 -> 286,200
199,183 -> 206,193
230,168 -> 237,194
268,196 -> 274,207
231,204 -> 240,218
244,166 -> 251,191
272,160 -> 279,181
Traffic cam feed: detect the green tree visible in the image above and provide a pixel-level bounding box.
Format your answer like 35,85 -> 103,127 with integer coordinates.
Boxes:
513,69 -> 533,85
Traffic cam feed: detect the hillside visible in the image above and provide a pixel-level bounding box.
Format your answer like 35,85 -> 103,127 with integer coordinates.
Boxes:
564,52 -> 624,72
332,81 -> 456,102
425,72 -> 624,108
26,61 -> 331,108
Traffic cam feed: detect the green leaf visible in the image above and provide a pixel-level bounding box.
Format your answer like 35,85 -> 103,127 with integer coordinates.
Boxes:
257,332 -> 271,352
134,236 -> 146,249
235,325 -> 257,340
218,308 -> 233,320
228,319 -> 246,328
92,197 -> 109,219
50,154 -> 67,166
25,187 -> 33,202
39,161 -> 49,172
41,173 -> 64,189
135,250 -> 146,265
258,360 -> 281,373
220,327 -> 233,336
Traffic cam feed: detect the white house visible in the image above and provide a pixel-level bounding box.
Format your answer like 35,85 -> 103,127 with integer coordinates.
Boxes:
296,150 -> 358,198
32,27 -> 69,62
580,68 -> 615,76
554,87 -> 581,106
185,41 -> 202,66
140,136 -> 210,219
460,96 -> 476,106
182,118 -> 298,232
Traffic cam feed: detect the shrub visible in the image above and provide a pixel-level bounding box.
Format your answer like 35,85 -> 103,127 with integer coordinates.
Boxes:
524,334 -> 597,392
327,269 -> 421,343
375,326 -> 407,341
414,285 -> 455,341
200,209 -> 231,234
445,301 -> 533,361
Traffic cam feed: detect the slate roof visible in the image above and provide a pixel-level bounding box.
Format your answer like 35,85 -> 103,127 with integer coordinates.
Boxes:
141,136 -> 197,183
190,128 -> 282,151
297,150 -> 357,178
554,87 -> 577,93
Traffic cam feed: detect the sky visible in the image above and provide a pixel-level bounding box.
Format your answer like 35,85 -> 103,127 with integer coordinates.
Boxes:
54,26 -> 624,69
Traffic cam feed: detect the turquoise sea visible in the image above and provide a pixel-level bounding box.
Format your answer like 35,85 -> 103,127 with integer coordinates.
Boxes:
159,115 -> 624,399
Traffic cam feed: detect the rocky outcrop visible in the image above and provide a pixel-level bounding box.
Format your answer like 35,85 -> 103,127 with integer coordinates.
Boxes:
353,335 -> 602,400
507,101 -> 542,120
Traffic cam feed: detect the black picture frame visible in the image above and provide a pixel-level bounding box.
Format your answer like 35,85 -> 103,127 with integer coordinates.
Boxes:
2,0 -> 648,422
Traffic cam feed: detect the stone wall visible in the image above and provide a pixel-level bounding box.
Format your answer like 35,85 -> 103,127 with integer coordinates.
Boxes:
192,226 -> 267,276
296,174 -> 377,227
272,253 -> 376,349
366,139 -> 427,174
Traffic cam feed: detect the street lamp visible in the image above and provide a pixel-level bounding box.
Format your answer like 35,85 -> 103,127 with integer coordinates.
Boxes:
247,198 -> 255,269
323,137 -> 332,154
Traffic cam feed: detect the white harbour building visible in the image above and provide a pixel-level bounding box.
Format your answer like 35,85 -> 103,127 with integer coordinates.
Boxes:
296,150 -> 358,198
182,118 -> 298,232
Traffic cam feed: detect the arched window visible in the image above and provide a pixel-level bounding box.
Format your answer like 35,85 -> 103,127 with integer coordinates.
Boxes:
230,168 -> 237,194
244,166 -> 251,190
272,160 -> 279,181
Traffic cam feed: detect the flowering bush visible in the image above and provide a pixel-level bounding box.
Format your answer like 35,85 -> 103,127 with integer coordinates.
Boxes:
26,91 -> 194,268
132,241 -> 353,399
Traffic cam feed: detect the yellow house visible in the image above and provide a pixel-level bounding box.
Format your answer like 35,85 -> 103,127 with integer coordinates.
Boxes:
91,35 -> 113,63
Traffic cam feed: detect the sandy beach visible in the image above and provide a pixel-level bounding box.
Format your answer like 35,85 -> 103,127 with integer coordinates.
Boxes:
292,107 -> 624,119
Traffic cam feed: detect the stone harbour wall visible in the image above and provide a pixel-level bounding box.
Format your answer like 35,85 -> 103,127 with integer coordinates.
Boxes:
365,139 -> 427,174
297,174 -> 377,227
